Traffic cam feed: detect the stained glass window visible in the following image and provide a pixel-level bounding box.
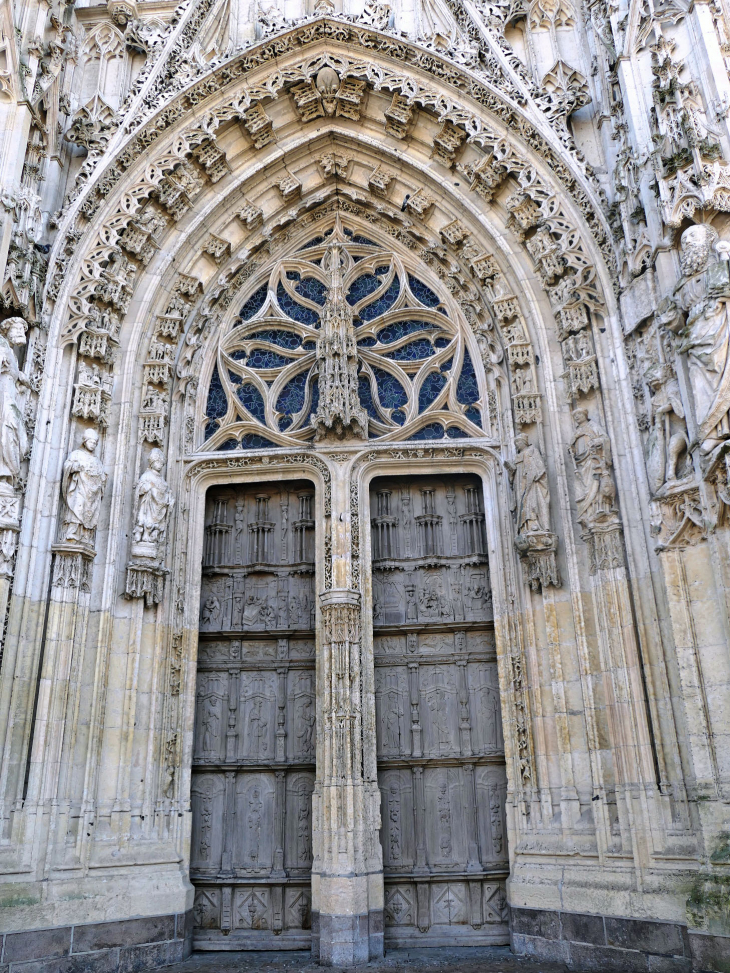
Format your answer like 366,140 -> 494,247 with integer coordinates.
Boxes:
246,329 -> 302,350
205,229 -> 486,448
408,274 -> 441,308
376,319 -> 435,344
385,339 -> 435,362
419,370 -> 447,411
276,282 -> 320,325
346,274 -> 382,306
238,284 -> 268,321
276,371 -> 308,418
457,350 -> 479,404
373,367 -> 408,410
359,278 -> 400,321
296,277 -> 327,305
410,423 -> 445,440
206,365 -> 227,419
358,376 -> 380,420
236,383 -> 266,422
245,348 -> 293,370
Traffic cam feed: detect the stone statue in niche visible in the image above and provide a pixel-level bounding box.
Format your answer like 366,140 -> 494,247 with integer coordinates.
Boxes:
643,358 -> 689,493
508,434 -> 551,534
506,434 -> 560,590
666,224 -> 730,455
60,428 -> 108,546
131,448 -> 174,559
0,317 -> 30,495
568,408 -> 617,529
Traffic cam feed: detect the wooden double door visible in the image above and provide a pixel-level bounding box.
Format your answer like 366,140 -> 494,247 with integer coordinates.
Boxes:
190,473 -> 509,951
371,474 -> 509,947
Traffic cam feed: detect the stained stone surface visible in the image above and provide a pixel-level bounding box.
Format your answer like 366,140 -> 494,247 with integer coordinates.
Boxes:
162,947 -> 572,973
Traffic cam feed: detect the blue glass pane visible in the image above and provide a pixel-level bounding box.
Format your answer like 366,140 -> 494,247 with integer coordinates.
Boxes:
447,426 -> 470,439
218,438 -> 239,451
384,339 -> 435,362
286,270 -> 301,281
374,265 -> 390,276
358,377 -> 379,420
241,432 -> 277,449
204,419 -> 219,441
408,274 -> 441,309
277,282 -> 320,325
236,383 -> 266,422
296,277 -> 327,305
346,274 -> 381,306
373,367 -> 407,409
305,381 -> 320,424
302,340 -> 316,350
206,365 -> 227,419
465,406 -> 482,428
230,349 -> 247,361
377,319 -> 435,344
419,370 -> 447,411
246,329 -> 302,350
279,415 -> 293,431
276,370 -> 308,417
434,337 -> 450,349
359,278 -> 400,321
441,356 -> 454,371
246,348 -> 293,369
238,284 -> 268,321
409,423 -> 445,440
351,234 -> 377,245
457,349 -> 479,405
391,409 -> 405,426
357,336 -> 377,347
299,236 -> 326,249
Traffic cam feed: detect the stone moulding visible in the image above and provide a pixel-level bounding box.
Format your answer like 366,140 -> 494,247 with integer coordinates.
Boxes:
45,19 -> 613,312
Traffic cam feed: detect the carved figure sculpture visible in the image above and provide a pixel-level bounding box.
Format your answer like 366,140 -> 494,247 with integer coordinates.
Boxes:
644,361 -> 688,492
0,317 -> 30,493
509,434 -> 551,534
670,224 -> 730,452
60,428 -> 108,545
568,408 -> 616,527
131,447 -> 174,558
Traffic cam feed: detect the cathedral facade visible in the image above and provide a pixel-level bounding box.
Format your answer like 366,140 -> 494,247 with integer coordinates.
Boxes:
0,0 -> 730,967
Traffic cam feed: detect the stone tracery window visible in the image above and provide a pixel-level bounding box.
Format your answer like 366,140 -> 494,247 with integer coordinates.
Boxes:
202,223 -> 486,449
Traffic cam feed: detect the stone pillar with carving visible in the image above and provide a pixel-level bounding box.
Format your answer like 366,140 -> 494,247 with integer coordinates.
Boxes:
568,408 -> 659,851
28,429 -> 107,827
310,455 -> 383,966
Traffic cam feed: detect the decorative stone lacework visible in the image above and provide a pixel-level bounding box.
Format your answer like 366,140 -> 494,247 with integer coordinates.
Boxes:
48,23 -> 611,298
200,222 -> 486,451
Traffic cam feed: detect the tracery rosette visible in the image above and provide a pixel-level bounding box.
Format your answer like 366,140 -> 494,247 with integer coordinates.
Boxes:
201,223 -> 487,450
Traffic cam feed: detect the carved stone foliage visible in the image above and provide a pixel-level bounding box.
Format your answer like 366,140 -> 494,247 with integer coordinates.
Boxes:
199,219 -> 485,452
191,481 -> 316,948
370,473 -> 508,944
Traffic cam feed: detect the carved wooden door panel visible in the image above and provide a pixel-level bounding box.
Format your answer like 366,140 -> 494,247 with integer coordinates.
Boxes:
371,474 -> 509,947
191,481 -> 316,950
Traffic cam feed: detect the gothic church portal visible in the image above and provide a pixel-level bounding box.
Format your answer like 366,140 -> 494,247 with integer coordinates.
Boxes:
1,0 -> 730,968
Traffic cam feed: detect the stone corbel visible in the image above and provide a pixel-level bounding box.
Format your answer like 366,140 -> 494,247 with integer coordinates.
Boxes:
125,561 -> 167,607
515,530 -> 560,589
